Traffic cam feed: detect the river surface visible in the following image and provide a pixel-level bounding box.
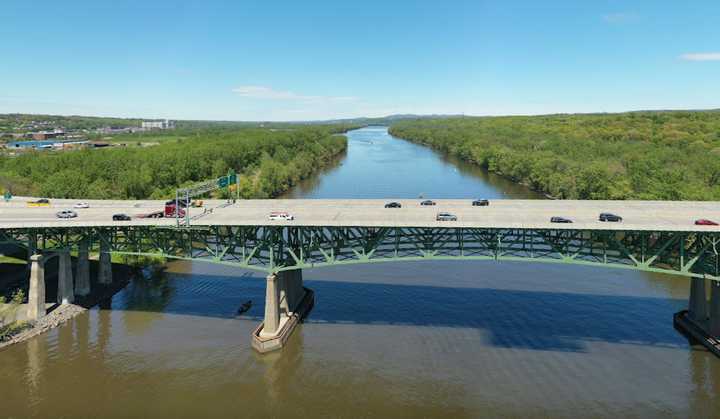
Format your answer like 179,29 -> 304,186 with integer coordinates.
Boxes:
2,127 -> 720,418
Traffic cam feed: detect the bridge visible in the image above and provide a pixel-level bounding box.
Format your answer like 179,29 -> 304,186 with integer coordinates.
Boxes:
2,198 -> 720,353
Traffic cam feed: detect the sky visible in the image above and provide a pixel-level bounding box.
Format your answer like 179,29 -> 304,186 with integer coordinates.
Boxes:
1,0 -> 718,121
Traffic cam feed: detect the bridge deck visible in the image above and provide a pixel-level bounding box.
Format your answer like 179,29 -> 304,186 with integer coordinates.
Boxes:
1,198 -> 719,232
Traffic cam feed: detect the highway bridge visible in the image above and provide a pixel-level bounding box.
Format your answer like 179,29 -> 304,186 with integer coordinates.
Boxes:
2,197 -> 720,353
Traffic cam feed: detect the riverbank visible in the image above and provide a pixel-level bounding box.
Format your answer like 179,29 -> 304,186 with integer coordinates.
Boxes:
0,124 -> 351,200
0,262 -> 134,351
389,112 -> 720,200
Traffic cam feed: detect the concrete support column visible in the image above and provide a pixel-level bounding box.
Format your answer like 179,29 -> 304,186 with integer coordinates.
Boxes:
57,251 -> 74,304
286,269 -> 303,312
689,277 -> 708,322
278,271 -> 290,318
260,273 -> 280,338
27,254 -> 45,321
98,239 -> 112,285
74,241 -> 91,296
709,281 -> 720,336
25,237 -> 37,273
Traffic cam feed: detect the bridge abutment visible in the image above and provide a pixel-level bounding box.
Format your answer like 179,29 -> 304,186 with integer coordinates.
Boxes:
74,241 -> 91,297
252,269 -> 314,353
27,254 -> 45,321
57,251 -> 74,304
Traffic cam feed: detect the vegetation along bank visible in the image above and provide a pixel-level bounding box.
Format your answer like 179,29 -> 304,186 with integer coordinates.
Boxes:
389,111 -> 720,200
0,125 -> 354,199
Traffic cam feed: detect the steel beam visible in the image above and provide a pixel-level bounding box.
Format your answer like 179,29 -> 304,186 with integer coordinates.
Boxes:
0,226 -> 718,280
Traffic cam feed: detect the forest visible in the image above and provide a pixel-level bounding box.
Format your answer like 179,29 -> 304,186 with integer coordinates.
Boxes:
389,111 -> 720,200
0,125 -> 352,199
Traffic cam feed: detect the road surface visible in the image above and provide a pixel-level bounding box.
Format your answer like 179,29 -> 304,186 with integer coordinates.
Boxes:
0,197 -> 719,232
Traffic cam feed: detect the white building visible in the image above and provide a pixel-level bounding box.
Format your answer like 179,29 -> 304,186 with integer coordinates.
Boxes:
141,119 -> 175,130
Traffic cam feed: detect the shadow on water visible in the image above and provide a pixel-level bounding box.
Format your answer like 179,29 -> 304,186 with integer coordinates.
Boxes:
108,270 -> 689,353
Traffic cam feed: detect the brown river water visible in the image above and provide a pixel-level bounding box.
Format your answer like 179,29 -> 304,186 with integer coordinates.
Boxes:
2,127 -> 720,418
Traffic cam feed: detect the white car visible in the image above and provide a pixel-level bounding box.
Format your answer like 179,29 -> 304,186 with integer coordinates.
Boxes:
268,211 -> 294,221
56,210 -> 78,219
74,202 -> 90,209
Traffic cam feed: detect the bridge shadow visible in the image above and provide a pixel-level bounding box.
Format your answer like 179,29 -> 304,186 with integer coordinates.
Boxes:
107,269 -> 690,354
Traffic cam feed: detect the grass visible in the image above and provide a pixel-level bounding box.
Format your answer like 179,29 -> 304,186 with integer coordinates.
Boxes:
0,255 -> 27,264
0,321 -> 31,342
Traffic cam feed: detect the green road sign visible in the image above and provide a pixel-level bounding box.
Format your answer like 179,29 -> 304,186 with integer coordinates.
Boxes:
217,173 -> 237,188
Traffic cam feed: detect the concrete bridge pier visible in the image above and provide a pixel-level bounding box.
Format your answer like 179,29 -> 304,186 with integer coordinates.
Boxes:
26,254 -> 45,321
74,241 -> 91,297
709,281 -> 720,337
675,277 -> 720,357
57,251 -> 74,304
689,277 -> 708,322
252,269 -> 314,353
98,240 -> 112,285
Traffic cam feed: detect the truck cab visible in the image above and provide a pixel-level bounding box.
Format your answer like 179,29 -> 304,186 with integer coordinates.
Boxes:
165,200 -> 186,217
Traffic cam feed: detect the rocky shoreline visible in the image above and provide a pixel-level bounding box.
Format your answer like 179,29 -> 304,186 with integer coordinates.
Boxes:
0,264 -> 133,352
0,303 -> 86,350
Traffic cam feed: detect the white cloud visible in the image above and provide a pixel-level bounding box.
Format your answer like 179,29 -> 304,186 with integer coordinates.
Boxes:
679,52 -> 720,62
231,85 -> 357,103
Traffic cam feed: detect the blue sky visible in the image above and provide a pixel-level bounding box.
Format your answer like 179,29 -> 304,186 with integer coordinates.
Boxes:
1,0 -> 718,121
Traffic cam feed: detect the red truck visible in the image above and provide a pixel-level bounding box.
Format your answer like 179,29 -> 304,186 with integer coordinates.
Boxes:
164,200 -> 187,218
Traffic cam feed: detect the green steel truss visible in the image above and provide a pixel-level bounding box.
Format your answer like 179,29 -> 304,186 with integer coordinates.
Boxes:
1,226 -> 719,280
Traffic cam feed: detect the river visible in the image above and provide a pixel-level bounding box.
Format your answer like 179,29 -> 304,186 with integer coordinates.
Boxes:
1,126 -> 719,418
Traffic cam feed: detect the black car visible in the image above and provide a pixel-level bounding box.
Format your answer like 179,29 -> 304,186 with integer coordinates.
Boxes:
472,199 -> 489,206
550,216 -> 573,223
420,200 -> 436,206
384,202 -> 402,208
599,212 -> 622,222
112,213 -> 131,221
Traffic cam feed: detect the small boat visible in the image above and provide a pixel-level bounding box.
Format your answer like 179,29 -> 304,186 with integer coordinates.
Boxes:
237,300 -> 252,315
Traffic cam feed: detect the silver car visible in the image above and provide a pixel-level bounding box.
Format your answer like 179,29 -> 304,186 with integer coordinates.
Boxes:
56,210 -> 78,219
436,212 -> 457,221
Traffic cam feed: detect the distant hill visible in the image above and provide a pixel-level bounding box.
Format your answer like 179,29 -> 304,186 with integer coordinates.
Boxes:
3,109 -> 718,133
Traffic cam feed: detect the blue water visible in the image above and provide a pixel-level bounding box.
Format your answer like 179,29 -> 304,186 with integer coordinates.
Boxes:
284,126 -> 540,199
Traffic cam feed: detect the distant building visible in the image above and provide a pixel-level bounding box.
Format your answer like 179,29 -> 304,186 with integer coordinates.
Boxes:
141,119 -> 175,130
28,128 -> 65,140
32,131 -> 58,140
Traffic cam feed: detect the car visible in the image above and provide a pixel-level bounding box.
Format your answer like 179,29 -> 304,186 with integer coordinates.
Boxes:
112,214 -> 131,221
74,202 -> 90,209
472,199 -> 489,206
27,198 -> 50,207
599,213 -> 622,222
55,210 -> 77,219
268,211 -> 294,221
550,216 -> 573,223
436,212 -> 457,221
695,219 -> 719,226
420,200 -> 436,206
384,202 -> 402,208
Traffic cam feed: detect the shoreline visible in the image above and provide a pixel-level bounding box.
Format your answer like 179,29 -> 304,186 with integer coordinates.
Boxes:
0,263 -> 132,352
387,129 -> 558,200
